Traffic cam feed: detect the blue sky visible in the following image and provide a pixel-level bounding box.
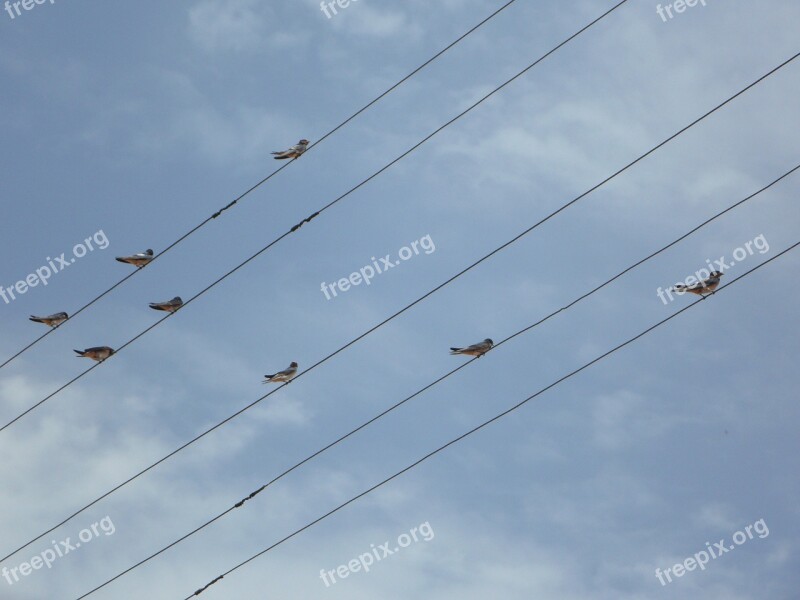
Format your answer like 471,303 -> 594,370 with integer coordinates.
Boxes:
0,0 -> 798,598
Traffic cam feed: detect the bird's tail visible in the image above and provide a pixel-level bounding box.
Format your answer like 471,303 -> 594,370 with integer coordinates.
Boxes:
449,348 -> 463,354
115,257 -> 127,263
74,349 -> 85,357
272,155 -> 289,160
29,316 -> 44,323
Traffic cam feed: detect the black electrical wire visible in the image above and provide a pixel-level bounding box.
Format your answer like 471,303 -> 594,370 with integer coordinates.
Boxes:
0,0 -> 522,373
182,241 -> 800,598
2,47 -> 794,563
72,162 -> 800,599
0,0 -> 635,434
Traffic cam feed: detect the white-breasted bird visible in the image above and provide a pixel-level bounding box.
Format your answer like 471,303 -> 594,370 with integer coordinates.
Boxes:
29,312 -> 68,327
673,271 -> 723,296
74,346 -> 115,361
149,296 -> 183,313
450,338 -> 494,357
116,249 -> 154,268
263,362 -> 298,383
271,140 -> 309,160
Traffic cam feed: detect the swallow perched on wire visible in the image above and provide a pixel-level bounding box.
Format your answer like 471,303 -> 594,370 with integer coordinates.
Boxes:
29,312 -> 68,327
263,362 -> 298,383
116,248 -> 154,268
271,140 -> 309,160
74,346 -> 115,361
673,271 -> 723,297
450,338 -> 494,357
149,296 -> 183,313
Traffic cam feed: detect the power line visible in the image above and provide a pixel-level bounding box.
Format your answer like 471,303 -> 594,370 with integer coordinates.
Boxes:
0,0 -> 634,434
0,0 -> 522,373
72,162 -> 800,599
2,47 -> 792,563
182,240 -> 800,599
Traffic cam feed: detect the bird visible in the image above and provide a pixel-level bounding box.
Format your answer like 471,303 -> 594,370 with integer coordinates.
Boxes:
116,248 -> 154,268
271,140 -> 309,160
673,271 -> 723,296
263,362 -> 298,383
149,296 -> 183,313
29,312 -> 68,327
74,346 -> 115,361
450,338 -> 494,357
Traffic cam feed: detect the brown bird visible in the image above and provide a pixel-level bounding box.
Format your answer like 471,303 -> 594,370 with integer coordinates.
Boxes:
149,296 -> 183,313
674,271 -> 723,296
74,346 -> 115,362
116,249 -> 154,268
29,312 -> 68,327
263,362 -> 298,383
450,338 -> 494,357
271,140 -> 309,160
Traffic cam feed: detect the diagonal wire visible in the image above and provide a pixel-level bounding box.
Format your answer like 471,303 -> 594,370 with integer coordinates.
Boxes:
0,0 -> 634,433
0,0 -> 522,373
2,44 -> 794,563
184,238 -> 800,598
72,162 -> 800,599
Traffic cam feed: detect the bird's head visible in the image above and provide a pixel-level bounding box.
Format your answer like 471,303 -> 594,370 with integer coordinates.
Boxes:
710,271 -> 723,278
484,338 -> 494,345
290,362 -> 298,368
